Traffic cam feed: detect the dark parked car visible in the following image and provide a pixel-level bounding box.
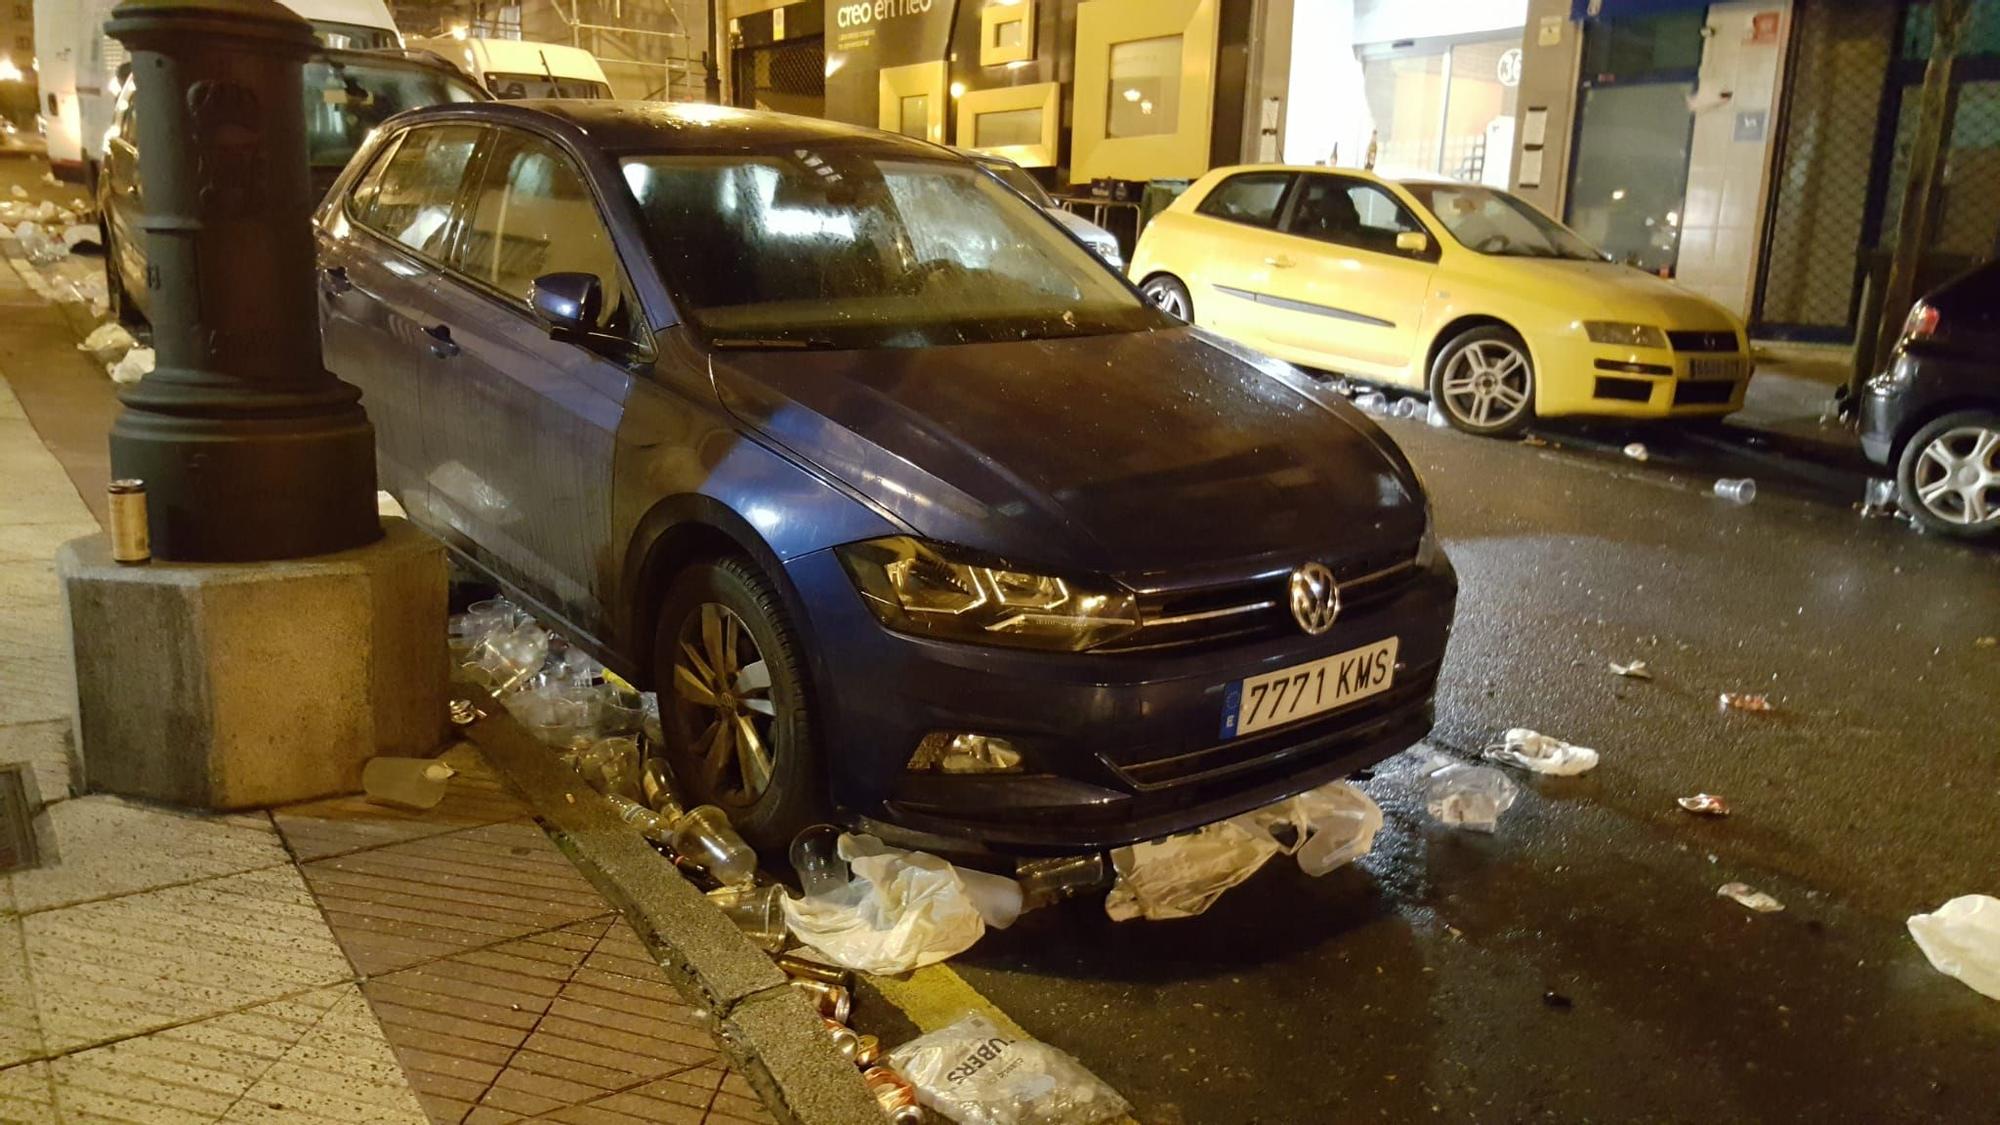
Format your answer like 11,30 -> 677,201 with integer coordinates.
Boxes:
99,48 -> 485,325
1860,260 -> 2000,541
314,101 -> 1457,855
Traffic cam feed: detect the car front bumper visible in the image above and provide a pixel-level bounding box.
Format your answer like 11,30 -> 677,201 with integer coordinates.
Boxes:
1535,335 -> 1751,419
786,546 -> 1458,856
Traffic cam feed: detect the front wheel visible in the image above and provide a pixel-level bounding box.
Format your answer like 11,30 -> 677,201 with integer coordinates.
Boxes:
654,556 -> 823,851
1896,410 -> 2000,541
1429,326 -> 1535,437
1140,274 -> 1192,322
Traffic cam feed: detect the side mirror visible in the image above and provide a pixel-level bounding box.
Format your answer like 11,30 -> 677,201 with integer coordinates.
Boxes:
530,272 -> 603,336
1395,230 -> 1431,256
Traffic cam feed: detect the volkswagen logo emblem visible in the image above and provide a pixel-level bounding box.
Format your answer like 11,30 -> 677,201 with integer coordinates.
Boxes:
1288,562 -> 1340,636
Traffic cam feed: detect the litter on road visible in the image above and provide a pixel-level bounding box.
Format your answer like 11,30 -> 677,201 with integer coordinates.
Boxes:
1424,762 -> 1519,832
1623,442 -> 1649,461
1608,660 -> 1652,679
780,833 -> 989,974
107,347 -> 154,385
1712,477 -> 1757,504
1717,882 -> 1785,912
1676,793 -> 1731,816
1907,895 -> 2000,1002
1718,692 -> 1774,713
1482,728 -> 1599,776
1105,817 -> 1280,921
888,1012 -> 1131,1125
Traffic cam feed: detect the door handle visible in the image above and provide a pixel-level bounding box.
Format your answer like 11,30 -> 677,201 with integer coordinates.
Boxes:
423,323 -> 459,359
320,265 -> 352,295
1264,255 -> 1295,269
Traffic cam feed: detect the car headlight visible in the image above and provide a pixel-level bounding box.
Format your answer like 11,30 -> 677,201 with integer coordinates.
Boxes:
837,536 -> 1141,652
1584,321 -> 1669,349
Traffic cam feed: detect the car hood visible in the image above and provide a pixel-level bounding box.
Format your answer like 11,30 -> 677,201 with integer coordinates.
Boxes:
1048,207 -> 1116,246
1504,258 -> 1739,327
711,328 -> 1425,585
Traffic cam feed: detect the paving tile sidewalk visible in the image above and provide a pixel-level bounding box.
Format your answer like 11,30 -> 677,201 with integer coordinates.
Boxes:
0,230 -> 775,1124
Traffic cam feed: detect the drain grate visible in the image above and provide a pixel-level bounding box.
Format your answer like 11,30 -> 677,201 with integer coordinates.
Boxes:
0,762 -> 44,873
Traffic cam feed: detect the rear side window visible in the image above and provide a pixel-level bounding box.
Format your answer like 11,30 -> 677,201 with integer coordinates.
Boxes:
1195,172 -> 1293,228
454,129 -> 634,335
349,124 -> 483,259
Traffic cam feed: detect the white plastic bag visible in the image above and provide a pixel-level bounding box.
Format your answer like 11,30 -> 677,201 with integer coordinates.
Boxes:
888,1012 -> 1130,1125
1483,728 -> 1599,776
780,834 -> 985,974
1908,894 -> 2000,1001
78,321 -> 137,357
107,346 -> 155,385
1244,780 -> 1383,876
1423,762 -> 1518,832
1105,816 -> 1279,921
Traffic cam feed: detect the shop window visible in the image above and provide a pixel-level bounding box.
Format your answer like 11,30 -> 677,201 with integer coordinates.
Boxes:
1581,10 -> 1705,77
981,0 -> 1035,67
1359,33 -> 1518,186
1567,83 -> 1693,275
956,81 -> 1061,167
898,95 -> 930,139
1107,35 -> 1182,138
975,107 -> 1044,148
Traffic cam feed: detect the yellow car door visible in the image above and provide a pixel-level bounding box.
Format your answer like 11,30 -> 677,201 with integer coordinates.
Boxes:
1163,170 -> 1299,350
1259,174 -> 1440,386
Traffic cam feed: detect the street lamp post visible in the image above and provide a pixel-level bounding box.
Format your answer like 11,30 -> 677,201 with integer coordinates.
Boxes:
105,0 -> 377,562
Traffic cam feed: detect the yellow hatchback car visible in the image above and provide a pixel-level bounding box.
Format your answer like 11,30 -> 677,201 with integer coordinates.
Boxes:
1129,166 -> 1752,436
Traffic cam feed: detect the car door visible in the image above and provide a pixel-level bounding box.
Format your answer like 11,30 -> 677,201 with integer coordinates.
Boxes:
1173,171 -> 1299,350
100,89 -> 146,318
1265,174 -> 1441,385
316,122 -> 484,518
418,124 -> 643,633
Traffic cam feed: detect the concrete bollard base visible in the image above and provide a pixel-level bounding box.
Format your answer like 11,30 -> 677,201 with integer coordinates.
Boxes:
57,519 -> 448,810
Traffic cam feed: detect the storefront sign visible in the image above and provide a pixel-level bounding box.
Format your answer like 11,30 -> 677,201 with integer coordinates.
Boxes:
825,0 -> 961,124
1498,48 -> 1523,87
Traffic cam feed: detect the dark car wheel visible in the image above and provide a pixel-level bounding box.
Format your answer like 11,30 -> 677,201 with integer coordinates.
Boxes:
654,556 -> 822,850
1140,274 -> 1192,322
1429,325 -> 1534,437
1896,409 -> 2000,540
100,222 -> 143,328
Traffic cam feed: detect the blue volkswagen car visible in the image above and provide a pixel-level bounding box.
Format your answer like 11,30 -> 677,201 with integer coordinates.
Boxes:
314,101 -> 1457,855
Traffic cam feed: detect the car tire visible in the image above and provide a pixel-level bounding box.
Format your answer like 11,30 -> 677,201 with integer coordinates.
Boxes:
1428,325 -> 1535,437
1896,409 -> 2000,541
1140,274 -> 1193,323
100,222 -> 143,328
654,555 -> 824,851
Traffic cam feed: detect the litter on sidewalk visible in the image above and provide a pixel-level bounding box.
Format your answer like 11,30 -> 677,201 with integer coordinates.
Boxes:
361,756 -> 455,810
107,347 -> 154,385
1677,793 -> 1730,816
780,833 -> 989,974
1717,882 -> 1784,913
1482,728 -> 1600,776
1907,895 -> 2000,1002
887,1012 -> 1131,1125
1424,762 -> 1518,832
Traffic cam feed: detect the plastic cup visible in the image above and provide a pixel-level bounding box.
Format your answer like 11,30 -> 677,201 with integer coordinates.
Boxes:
788,824 -> 849,899
707,883 -> 788,952
672,805 -> 759,887
596,690 -> 645,738
1713,477 -> 1757,504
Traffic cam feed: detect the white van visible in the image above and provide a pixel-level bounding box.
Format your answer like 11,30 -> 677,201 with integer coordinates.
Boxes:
31,0 -> 401,182
406,36 -> 613,100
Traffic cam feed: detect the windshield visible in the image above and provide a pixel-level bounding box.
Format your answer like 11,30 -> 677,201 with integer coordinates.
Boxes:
304,58 -> 484,169
487,73 -> 614,100
982,161 -> 1056,209
1401,182 -> 1604,262
621,147 -> 1163,349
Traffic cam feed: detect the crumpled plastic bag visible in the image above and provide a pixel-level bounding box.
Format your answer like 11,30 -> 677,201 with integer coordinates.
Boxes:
1483,727 -> 1599,776
1105,816 -> 1279,921
1423,762 -> 1518,832
78,321 -> 137,357
1908,894 -> 2000,1001
888,1012 -> 1130,1125
780,834 -> 985,974
108,346 -> 155,385
1243,780 -> 1383,877
61,224 -> 100,252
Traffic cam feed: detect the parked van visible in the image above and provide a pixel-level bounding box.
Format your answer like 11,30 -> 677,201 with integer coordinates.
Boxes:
406,36 -> 613,100
31,0 -> 401,183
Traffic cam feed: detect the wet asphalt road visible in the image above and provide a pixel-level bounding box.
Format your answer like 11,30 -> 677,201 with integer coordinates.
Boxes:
919,413 -> 2000,1123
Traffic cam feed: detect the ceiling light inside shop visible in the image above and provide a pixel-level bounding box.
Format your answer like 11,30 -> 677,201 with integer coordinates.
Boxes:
1123,88 -> 1141,102
1611,189 -> 1627,200
1140,100 -> 1154,114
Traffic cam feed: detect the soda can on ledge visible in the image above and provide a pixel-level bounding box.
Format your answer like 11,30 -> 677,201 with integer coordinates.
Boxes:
107,480 -> 149,564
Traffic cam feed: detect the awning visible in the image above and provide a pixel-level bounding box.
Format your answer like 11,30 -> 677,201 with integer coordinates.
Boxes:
1570,0 -> 1714,19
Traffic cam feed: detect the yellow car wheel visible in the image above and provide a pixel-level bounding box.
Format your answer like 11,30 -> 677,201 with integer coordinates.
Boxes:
1430,325 -> 1535,438
1139,274 -> 1192,322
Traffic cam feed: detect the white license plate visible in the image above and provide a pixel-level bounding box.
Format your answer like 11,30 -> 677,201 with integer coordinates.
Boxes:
1221,637 -> 1399,739
1688,357 -> 1743,380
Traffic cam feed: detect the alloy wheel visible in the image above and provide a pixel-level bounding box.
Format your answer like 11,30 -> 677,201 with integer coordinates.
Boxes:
1439,340 -> 1532,429
671,602 -> 778,805
1911,424 -> 2000,528
1145,281 -> 1190,321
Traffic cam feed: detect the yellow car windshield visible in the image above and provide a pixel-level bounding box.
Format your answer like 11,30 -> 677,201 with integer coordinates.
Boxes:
1402,183 -> 1603,263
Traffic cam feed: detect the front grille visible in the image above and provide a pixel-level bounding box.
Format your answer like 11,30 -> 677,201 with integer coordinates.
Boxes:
1593,376 -> 1654,402
1102,547 -> 1420,655
1114,660 -> 1440,789
1667,329 -> 1739,353
1674,380 -> 1736,406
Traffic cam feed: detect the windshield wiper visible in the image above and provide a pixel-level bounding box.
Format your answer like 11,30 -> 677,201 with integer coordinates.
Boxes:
709,336 -> 841,350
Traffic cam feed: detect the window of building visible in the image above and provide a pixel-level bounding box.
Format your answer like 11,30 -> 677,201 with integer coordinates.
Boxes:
1106,35 -> 1181,138
1195,172 -> 1294,228
898,95 -> 929,139
974,107 -> 1044,148
1358,33 -> 1519,186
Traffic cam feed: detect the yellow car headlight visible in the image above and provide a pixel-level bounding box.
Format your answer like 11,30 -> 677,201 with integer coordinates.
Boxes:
1584,321 -> 1669,349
